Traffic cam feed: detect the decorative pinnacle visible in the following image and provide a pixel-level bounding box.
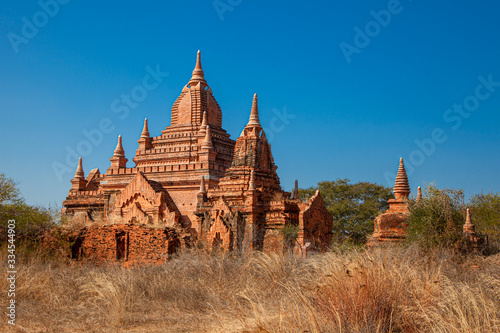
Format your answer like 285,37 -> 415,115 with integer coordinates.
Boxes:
417,186 -> 422,202
190,50 -> 205,82
394,157 -> 410,200
201,111 -> 207,127
464,208 -> 476,234
465,209 -> 472,225
246,93 -> 261,128
249,170 -> 256,191
113,135 -> 125,157
201,126 -> 213,149
140,118 -> 150,139
74,156 -> 84,179
292,180 -> 300,199
199,176 -> 207,194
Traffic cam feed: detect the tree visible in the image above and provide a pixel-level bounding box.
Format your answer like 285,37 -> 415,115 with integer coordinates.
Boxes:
0,174 -> 23,206
0,174 -> 57,245
469,193 -> 500,243
299,179 -> 393,245
406,184 -> 466,250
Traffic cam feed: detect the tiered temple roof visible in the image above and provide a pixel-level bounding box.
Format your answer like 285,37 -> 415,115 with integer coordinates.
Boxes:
62,51 -> 334,258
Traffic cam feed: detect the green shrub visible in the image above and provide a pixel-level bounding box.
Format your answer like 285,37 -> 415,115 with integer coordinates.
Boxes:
406,184 -> 466,250
0,174 -> 58,246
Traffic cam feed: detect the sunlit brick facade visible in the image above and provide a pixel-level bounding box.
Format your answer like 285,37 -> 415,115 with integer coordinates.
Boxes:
61,51 -> 333,261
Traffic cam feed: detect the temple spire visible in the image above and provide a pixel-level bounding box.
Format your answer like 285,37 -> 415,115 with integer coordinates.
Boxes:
140,118 -> 150,139
246,93 -> 261,128
464,208 -> 476,234
201,111 -> 207,127
190,50 -> 205,83
199,176 -> 207,194
394,157 -> 410,200
249,170 -> 256,191
416,186 -> 422,202
292,180 -> 300,200
113,135 -> 125,157
71,156 -> 87,191
199,111 -> 208,135
137,120 -> 152,151
197,175 -> 208,204
74,157 -> 84,179
110,135 -> 128,168
201,126 -> 213,149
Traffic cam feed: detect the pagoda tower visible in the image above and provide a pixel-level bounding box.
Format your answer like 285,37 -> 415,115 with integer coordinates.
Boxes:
195,94 -> 333,253
64,51 -> 236,229
368,158 -> 411,245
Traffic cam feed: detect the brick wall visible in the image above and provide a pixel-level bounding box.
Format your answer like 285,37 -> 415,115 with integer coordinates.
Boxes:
66,224 -> 181,264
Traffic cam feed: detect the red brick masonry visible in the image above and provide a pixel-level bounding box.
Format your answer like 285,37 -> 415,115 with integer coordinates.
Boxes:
58,52 -> 333,262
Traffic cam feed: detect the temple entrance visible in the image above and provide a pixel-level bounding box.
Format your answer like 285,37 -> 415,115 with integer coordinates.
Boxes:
168,238 -> 180,256
71,237 -> 83,259
212,232 -> 223,253
116,230 -> 128,260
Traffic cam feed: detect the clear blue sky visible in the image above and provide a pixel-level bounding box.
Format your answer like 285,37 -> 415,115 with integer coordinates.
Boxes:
1,0 -> 500,207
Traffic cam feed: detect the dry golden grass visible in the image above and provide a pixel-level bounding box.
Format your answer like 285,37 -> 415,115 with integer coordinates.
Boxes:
1,246 -> 499,332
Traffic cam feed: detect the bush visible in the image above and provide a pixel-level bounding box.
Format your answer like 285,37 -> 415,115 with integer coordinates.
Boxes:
0,174 -> 58,246
406,184 -> 467,251
469,193 -> 500,242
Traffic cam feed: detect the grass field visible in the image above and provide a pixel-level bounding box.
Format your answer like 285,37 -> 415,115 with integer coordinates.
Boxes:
1,246 -> 499,332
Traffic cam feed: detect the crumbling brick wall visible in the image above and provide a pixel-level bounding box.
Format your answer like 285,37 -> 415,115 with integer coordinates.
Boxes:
262,228 -> 285,253
53,224 -> 181,264
299,191 -> 333,251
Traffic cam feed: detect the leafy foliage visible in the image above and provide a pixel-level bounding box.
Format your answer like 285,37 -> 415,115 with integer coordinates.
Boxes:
281,223 -> 300,251
299,179 -> 392,245
0,174 -> 23,206
469,193 -> 500,240
281,223 -> 299,241
0,174 -> 57,245
406,184 -> 467,250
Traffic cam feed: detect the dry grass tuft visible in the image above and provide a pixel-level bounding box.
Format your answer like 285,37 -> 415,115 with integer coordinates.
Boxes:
1,246 -> 499,332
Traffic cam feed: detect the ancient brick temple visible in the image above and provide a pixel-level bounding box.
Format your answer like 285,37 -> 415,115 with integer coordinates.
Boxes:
368,158 -> 411,245
462,208 -> 485,249
61,51 -> 333,262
